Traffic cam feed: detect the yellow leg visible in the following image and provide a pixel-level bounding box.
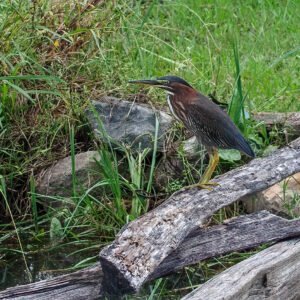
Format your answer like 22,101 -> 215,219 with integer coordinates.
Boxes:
183,149 -> 219,191
200,149 -> 219,184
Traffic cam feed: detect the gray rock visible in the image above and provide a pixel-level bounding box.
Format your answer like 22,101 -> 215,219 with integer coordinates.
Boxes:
36,151 -> 101,205
85,97 -> 173,151
182,136 -> 202,155
243,172 -> 300,217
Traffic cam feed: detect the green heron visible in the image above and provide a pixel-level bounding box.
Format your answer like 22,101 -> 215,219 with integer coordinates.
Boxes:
129,76 -> 255,190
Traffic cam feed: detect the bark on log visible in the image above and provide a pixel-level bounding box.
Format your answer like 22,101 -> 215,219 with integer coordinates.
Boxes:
99,138 -> 300,296
1,212 -> 300,299
181,237 -> 300,300
253,112 -> 300,134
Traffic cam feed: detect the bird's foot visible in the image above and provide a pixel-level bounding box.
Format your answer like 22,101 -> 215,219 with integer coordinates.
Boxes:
182,181 -> 218,191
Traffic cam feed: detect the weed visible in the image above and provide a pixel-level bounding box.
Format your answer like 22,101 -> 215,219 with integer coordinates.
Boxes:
282,177 -> 300,219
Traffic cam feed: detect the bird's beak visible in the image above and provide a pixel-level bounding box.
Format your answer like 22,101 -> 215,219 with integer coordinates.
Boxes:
128,79 -> 166,86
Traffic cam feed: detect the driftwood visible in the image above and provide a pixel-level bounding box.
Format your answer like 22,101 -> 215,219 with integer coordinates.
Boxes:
2,211 -> 300,299
182,237 -> 300,300
253,112 -> 300,134
99,138 -> 300,296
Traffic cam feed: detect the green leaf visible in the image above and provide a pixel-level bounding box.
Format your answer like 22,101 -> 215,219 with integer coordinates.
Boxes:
219,149 -> 241,162
36,25 -> 72,43
3,80 -> 34,102
50,217 -> 64,241
263,145 -> 278,156
0,75 -> 62,82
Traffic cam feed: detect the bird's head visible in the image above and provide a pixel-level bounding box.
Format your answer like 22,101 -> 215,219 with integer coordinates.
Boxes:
129,75 -> 193,96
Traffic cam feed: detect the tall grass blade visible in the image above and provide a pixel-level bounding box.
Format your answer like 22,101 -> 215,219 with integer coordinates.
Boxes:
0,75 -> 63,82
0,175 -> 32,282
88,102 -> 126,219
148,278 -> 163,300
70,125 -> 77,197
2,80 -> 34,103
90,29 -> 106,60
139,0 -> 156,31
30,175 -> 38,233
147,116 -> 159,193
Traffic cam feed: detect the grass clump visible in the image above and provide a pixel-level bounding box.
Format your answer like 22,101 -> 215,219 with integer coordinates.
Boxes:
1,0 -> 300,297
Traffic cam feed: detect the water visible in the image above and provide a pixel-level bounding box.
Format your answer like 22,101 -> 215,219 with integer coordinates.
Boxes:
0,245 -> 98,291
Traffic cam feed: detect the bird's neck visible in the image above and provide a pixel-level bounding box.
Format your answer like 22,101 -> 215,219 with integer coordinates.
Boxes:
166,93 -> 182,122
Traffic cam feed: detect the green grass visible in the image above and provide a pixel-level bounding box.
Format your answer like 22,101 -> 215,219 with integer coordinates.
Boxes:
1,0 -> 300,297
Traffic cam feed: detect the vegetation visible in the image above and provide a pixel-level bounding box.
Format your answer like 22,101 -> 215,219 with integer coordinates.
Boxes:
1,0 -> 299,298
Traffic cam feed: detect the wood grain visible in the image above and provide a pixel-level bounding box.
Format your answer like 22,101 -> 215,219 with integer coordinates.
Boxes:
150,210 -> 300,280
182,238 -> 300,300
0,264 -> 101,300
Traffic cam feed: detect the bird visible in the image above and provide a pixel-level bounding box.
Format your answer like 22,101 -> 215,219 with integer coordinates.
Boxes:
129,75 -> 255,190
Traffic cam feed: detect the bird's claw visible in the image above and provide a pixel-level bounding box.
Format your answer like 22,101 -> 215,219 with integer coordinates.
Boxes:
182,181 -> 218,191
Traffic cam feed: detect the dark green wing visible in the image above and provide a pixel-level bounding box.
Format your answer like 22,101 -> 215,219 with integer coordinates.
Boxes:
186,94 -> 254,157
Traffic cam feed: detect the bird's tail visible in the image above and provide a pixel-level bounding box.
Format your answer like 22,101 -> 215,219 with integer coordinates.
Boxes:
237,135 -> 255,157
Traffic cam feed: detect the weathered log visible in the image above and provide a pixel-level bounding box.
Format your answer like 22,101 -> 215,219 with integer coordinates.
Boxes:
99,138 -> 300,296
243,172 -> 300,217
1,211 -> 300,299
0,264 -> 102,300
253,112 -> 300,134
181,237 -> 300,300
150,210 -> 300,280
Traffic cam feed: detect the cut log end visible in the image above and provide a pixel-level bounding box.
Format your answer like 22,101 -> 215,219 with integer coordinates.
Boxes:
99,256 -> 136,297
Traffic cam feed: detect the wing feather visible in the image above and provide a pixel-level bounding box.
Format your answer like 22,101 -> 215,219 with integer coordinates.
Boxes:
185,94 -> 254,157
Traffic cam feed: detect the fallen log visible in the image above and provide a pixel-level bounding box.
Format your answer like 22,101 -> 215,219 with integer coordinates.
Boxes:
181,237 -> 300,300
150,210 -> 300,280
1,211 -> 300,299
99,138 -> 300,296
0,264 -> 102,300
253,111 -> 300,134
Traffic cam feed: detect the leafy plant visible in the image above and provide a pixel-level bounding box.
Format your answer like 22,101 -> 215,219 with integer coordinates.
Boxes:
282,177 -> 300,219
228,43 -> 249,134
50,217 -> 64,241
